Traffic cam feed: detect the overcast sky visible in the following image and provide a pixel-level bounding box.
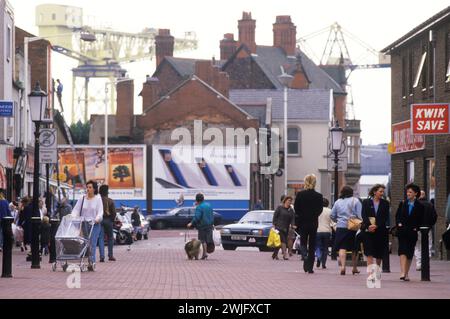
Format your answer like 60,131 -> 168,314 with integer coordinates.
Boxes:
9,0 -> 450,145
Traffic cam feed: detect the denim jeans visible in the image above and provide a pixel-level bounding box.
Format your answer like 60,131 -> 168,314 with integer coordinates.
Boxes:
315,232 -> 331,266
98,219 -> 114,259
83,222 -> 101,264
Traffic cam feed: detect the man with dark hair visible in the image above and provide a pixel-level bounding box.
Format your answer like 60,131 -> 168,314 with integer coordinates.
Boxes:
98,184 -> 116,262
414,191 -> 436,271
187,193 -> 214,260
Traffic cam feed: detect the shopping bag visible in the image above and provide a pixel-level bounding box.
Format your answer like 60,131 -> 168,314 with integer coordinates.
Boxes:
206,242 -> 215,253
213,228 -> 221,246
267,228 -> 281,248
293,232 -> 301,251
13,225 -> 24,243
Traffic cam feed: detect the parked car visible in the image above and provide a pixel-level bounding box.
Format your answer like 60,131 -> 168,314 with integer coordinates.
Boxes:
148,207 -> 222,230
220,210 -> 274,251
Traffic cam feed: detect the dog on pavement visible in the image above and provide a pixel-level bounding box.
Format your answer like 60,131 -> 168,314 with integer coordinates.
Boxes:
184,238 -> 202,260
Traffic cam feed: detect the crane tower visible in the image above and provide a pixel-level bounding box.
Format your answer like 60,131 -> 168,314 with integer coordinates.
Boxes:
36,4 -> 198,123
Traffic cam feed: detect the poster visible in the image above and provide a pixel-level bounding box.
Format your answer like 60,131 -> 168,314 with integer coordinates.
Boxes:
152,145 -> 250,201
57,145 -> 146,200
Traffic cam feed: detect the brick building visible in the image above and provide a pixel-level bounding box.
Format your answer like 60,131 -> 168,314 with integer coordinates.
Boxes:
382,6 -> 450,256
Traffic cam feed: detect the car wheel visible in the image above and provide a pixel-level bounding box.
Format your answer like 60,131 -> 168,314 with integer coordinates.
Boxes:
222,244 -> 237,251
154,220 -> 166,230
258,246 -> 273,252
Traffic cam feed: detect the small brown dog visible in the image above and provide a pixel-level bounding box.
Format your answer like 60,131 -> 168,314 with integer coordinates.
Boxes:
184,238 -> 202,260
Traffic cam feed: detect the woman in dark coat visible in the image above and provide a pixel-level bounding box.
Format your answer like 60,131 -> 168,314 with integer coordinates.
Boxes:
272,196 -> 296,260
18,196 -> 33,251
396,183 -> 424,281
361,184 -> 390,267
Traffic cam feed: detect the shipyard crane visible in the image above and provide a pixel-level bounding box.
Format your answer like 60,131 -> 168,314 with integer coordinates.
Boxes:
36,4 -> 198,123
297,22 -> 391,119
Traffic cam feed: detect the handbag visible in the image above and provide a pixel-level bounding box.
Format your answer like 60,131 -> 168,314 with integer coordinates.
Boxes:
346,198 -> 362,231
213,228 -> 221,246
206,242 -> 215,254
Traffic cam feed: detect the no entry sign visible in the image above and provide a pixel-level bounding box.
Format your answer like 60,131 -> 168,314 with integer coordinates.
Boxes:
411,103 -> 450,135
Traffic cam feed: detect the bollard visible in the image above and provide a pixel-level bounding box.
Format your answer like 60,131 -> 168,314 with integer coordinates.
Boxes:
420,227 -> 430,281
49,218 -> 60,263
382,226 -> 390,273
31,217 -> 41,269
2,217 -> 14,278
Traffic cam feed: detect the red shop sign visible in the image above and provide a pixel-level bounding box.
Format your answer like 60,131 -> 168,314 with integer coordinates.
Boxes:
411,103 -> 450,135
392,120 -> 425,154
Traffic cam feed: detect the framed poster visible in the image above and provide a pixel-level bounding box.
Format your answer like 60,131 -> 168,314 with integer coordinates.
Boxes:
109,151 -> 135,188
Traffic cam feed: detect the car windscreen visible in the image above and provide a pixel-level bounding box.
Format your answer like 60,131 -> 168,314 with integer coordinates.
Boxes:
239,212 -> 273,224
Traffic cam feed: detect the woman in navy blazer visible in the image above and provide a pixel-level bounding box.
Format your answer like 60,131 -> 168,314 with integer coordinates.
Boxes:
395,183 -> 425,282
361,184 -> 390,268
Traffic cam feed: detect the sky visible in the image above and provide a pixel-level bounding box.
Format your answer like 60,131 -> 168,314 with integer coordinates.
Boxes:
8,0 -> 450,145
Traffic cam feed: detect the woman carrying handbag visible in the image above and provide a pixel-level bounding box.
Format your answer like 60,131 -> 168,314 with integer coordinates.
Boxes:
331,186 -> 362,276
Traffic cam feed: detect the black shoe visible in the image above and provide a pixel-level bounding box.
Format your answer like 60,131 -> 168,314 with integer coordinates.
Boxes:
109,256 -> 116,261
316,260 -> 321,268
308,270 -> 314,274
99,257 -> 105,263
322,265 -> 327,269
201,255 -> 208,260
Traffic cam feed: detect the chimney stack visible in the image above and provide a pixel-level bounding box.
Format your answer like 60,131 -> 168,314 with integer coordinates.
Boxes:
273,16 -> 297,56
238,12 -> 256,53
220,33 -> 237,60
116,79 -> 134,137
155,29 -> 174,68
194,61 -> 230,97
139,77 -> 161,110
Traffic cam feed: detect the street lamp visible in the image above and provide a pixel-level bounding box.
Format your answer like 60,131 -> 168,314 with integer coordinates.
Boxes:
28,82 -> 50,269
278,71 -> 294,196
330,120 -> 345,204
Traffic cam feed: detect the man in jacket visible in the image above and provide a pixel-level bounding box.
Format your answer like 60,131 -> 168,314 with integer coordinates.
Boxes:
187,193 -> 214,260
98,185 -> 117,262
294,174 -> 323,274
56,197 -> 72,219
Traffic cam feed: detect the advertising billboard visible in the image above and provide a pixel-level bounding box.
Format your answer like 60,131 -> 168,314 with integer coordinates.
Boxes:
392,120 -> 425,154
152,145 -> 250,220
57,145 -> 146,200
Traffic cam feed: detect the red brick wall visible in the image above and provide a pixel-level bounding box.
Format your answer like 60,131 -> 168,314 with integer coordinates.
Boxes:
155,29 -> 174,68
273,16 -> 297,56
238,12 -> 256,54
116,79 -> 134,137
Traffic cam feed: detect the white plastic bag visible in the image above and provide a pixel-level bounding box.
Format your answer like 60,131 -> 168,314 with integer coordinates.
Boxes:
213,228 -> 221,246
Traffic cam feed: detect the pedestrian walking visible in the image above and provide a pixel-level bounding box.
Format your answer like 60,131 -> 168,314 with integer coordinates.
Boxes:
395,183 -> 425,281
56,79 -> 63,110
98,185 -> 117,262
272,196 -> 296,260
131,206 -> 141,242
40,216 -> 51,255
361,184 -> 390,268
413,191 -> 436,271
71,180 -> 103,271
38,198 -> 47,219
315,198 -> 332,269
0,189 -> 11,251
331,186 -> 362,276
294,174 -> 323,274
253,199 -> 264,210
187,193 -> 214,260
18,196 -> 33,252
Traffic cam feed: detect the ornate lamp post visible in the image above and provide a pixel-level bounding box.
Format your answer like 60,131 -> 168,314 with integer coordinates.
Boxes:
330,121 -> 345,203
28,82 -> 51,269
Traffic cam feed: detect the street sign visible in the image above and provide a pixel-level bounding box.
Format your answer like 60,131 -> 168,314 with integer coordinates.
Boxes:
411,103 -> 450,135
0,101 -> 13,117
327,156 -> 348,172
40,128 -> 58,164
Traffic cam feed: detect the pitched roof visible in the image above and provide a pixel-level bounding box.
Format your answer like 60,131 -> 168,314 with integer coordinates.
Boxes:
143,75 -> 254,120
162,57 -> 225,77
229,89 -> 331,121
382,6 -> 450,53
224,45 -> 345,94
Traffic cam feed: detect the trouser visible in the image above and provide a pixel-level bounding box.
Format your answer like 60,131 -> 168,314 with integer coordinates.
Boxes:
0,220 -> 3,248
98,219 -> 114,259
414,230 -> 432,268
300,225 -> 318,272
315,232 -> 331,267
82,222 -> 101,264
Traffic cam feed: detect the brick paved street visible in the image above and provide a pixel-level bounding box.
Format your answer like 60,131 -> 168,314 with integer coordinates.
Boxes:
1,230 -> 449,299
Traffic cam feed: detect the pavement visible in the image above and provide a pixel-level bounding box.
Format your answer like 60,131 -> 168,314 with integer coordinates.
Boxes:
1,229 -> 450,299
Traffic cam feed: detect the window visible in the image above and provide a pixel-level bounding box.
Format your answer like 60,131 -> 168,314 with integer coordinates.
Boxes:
408,51 -> 414,95
287,127 -> 300,156
406,160 -> 415,184
6,26 -> 11,62
347,135 -> 360,165
402,55 -> 407,99
413,50 -> 427,89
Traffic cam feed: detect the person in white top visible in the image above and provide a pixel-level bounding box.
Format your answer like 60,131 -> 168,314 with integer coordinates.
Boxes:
315,198 -> 333,269
71,180 -> 103,271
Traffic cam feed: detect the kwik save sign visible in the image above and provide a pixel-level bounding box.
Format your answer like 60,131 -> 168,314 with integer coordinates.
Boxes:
411,103 -> 450,135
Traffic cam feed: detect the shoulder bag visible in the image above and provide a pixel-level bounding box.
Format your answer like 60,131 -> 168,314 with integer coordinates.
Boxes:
347,197 -> 362,231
